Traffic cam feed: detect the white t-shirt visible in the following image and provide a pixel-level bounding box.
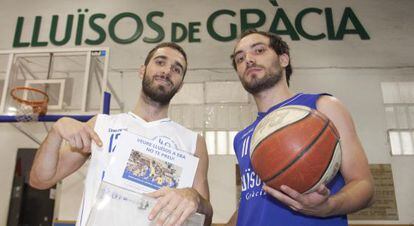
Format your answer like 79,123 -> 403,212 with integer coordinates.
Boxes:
76,112 -> 198,226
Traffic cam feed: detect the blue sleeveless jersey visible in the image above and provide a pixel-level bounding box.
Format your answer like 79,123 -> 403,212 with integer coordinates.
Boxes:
234,93 -> 348,226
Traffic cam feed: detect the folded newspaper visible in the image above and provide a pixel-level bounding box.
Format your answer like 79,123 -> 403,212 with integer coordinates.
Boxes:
86,131 -> 204,226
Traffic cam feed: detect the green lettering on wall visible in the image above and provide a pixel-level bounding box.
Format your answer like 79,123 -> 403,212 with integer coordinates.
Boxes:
144,11 -> 165,43
85,13 -> 106,45
336,7 -> 370,40
13,17 -> 30,47
207,10 -> 237,42
324,8 -> 337,40
11,6 -> 371,46
189,22 -> 201,42
171,23 -> 187,42
50,15 -> 73,46
76,10 -> 86,45
109,12 -> 143,44
240,9 -> 266,32
31,16 -> 48,47
269,8 -> 300,40
295,8 -> 325,40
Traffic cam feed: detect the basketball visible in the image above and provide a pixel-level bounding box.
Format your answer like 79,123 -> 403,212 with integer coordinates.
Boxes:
250,105 -> 342,194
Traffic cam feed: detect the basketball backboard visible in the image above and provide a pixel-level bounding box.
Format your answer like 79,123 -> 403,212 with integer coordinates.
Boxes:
0,47 -> 114,122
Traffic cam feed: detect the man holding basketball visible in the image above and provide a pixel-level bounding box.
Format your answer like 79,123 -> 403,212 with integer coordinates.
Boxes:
227,30 -> 374,226
29,42 -> 213,226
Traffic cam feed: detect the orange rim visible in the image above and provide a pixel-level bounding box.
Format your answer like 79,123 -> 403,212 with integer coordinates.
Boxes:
10,86 -> 49,115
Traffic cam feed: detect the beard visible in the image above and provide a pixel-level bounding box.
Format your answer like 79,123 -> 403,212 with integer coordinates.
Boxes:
142,73 -> 181,105
240,66 -> 283,95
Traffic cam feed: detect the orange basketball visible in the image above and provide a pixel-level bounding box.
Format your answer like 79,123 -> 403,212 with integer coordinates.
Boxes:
250,105 -> 342,194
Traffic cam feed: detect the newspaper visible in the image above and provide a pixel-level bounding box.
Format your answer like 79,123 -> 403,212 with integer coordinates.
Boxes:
86,131 -> 204,226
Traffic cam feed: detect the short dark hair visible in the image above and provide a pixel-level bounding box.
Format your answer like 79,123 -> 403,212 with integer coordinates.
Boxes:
231,29 -> 292,86
144,42 -> 188,76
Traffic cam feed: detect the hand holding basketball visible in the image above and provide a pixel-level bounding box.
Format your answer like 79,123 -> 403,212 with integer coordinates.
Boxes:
52,117 -> 103,153
263,184 -> 334,217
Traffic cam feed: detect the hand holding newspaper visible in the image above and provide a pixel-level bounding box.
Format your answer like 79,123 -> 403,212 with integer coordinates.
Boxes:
86,131 -> 205,226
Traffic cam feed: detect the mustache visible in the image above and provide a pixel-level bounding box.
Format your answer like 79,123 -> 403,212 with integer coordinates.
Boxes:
244,64 -> 264,76
153,74 -> 173,86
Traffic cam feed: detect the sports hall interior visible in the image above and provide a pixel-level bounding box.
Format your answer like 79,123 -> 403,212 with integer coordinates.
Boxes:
0,0 -> 413,225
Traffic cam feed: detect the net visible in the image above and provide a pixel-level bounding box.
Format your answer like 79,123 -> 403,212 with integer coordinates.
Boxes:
10,86 -> 49,122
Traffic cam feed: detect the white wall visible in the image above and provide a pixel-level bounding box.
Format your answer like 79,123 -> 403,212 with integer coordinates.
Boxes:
1,0 -> 414,225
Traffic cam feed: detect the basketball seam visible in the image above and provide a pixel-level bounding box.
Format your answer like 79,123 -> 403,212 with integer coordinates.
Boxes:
251,111 -> 311,161
262,117 -> 330,184
312,109 -> 340,139
305,142 -> 339,193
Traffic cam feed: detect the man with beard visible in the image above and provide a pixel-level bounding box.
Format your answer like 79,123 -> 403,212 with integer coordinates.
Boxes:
227,30 -> 374,226
29,43 -> 213,226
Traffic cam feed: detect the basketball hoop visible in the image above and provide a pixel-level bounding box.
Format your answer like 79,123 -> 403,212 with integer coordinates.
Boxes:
10,86 -> 49,122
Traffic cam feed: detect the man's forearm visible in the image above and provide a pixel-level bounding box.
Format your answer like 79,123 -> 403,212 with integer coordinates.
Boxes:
327,180 -> 374,216
30,129 -> 63,188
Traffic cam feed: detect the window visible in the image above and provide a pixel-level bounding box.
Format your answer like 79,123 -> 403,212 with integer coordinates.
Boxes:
388,130 -> 414,155
204,131 -> 238,155
381,82 -> 414,155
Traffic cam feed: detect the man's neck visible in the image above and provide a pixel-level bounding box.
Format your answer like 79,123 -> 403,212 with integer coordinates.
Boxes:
131,92 -> 169,122
253,82 -> 294,113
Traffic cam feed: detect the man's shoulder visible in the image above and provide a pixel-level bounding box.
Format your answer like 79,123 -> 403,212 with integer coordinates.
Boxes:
316,95 -> 351,122
316,95 -> 344,111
